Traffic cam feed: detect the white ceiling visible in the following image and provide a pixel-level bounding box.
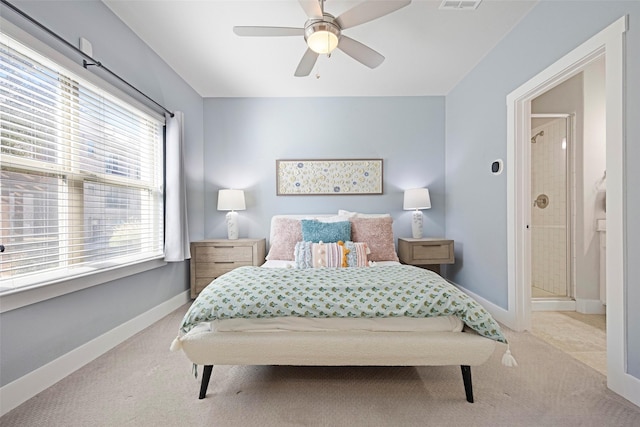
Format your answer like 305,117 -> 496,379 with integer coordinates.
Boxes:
103,0 -> 537,98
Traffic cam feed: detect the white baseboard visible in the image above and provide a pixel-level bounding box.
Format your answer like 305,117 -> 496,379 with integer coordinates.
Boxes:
0,290 -> 190,416
532,299 -> 576,312
531,298 -> 605,314
448,280 -> 514,328
576,298 -> 606,314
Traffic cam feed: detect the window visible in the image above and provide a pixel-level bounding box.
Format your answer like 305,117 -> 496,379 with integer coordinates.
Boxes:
0,31 -> 164,293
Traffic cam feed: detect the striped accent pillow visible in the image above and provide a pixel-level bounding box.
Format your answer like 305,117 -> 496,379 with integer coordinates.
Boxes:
294,241 -> 370,269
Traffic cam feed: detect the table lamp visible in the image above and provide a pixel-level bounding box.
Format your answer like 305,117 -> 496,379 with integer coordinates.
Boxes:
403,188 -> 431,238
217,189 -> 246,240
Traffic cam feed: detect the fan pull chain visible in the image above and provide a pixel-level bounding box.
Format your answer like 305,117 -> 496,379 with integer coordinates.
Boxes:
315,53 -> 331,79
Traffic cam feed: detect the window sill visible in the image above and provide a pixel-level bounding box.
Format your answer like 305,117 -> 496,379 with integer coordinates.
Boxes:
0,257 -> 167,313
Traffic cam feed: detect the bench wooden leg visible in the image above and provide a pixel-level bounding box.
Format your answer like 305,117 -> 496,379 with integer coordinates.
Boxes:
199,365 -> 213,399
461,365 -> 473,403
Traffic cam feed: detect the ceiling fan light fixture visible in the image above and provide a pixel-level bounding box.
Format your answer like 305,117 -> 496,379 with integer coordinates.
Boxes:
234,0 -> 412,76
305,21 -> 340,54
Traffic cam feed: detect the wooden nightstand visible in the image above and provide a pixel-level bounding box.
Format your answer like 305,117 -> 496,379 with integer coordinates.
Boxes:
190,238 -> 266,298
397,238 -> 455,274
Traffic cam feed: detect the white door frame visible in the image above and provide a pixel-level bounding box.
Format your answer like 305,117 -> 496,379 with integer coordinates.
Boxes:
506,16 -> 639,407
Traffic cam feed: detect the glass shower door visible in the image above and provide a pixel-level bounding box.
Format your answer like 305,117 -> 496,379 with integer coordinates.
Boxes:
530,116 -> 572,299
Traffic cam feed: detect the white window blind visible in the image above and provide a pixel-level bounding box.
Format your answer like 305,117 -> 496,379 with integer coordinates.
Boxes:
0,32 -> 164,292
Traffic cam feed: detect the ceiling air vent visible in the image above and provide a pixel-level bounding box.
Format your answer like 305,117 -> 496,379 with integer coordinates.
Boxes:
439,0 -> 482,10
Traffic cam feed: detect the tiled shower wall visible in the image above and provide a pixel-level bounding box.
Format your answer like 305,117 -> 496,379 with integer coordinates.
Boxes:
531,118 -> 568,296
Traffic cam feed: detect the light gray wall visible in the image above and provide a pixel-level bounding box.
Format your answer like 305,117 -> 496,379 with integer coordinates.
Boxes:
0,263 -> 188,386
203,97 -> 446,245
0,1 -> 202,386
445,1 -> 640,377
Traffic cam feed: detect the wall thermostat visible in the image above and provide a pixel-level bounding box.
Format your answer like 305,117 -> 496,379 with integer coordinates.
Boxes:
491,159 -> 503,175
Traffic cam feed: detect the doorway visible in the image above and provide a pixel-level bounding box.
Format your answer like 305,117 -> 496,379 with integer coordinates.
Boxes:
528,84 -> 607,375
505,16 -> 636,405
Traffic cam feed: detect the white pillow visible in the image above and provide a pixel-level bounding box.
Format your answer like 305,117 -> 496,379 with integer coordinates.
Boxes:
316,215 -> 351,223
338,210 -> 391,218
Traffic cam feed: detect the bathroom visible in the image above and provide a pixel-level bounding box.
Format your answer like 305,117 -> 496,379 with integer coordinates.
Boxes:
530,56 -> 607,314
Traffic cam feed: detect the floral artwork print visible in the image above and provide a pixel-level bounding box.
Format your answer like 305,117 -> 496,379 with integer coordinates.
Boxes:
276,159 -> 383,195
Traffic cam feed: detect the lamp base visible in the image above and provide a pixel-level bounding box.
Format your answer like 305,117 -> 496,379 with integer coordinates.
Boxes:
411,210 -> 423,239
226,211 -> 239,240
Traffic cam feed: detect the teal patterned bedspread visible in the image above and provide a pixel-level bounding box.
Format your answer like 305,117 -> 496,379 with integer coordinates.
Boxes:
180,265 -> 507,343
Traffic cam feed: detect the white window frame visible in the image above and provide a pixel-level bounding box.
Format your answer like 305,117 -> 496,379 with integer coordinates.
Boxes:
0,18 -> 167,314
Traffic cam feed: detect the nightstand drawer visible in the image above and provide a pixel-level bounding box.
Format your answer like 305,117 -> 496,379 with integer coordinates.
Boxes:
194,245 -> 253,263
412,243 -> 453,262
397,238 -> 455,270
195,261 -> 252,278
194,277 -> 215,291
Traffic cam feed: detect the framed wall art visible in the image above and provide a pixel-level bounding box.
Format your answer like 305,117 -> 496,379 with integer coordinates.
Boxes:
276,159 -> 383,195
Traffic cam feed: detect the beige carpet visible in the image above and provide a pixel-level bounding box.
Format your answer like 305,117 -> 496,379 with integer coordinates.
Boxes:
2,304 -> 639,427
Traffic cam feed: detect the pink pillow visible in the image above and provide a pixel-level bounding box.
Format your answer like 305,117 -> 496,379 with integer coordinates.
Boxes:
349,216 -> 399,262
265,217 -> 302,260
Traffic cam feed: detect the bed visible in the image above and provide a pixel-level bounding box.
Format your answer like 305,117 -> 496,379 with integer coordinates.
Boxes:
171,213 -> 515,403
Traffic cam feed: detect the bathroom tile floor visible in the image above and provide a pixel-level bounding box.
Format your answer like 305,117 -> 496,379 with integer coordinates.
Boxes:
531,311 -> 607,376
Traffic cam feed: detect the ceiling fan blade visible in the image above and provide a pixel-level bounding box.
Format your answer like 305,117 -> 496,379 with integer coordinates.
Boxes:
294,48 -> 319,77
335,0 -> 411,30
233,26 -> 304,37
298,0 -> 323,19
337,35 -> 385,69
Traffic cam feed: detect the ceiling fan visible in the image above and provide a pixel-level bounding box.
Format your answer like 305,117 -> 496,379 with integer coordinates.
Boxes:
233,0 -> 411,77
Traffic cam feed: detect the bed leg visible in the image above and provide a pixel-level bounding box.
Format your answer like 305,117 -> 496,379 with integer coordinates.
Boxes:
199,365 -> 213,399
460,365 -> 473,403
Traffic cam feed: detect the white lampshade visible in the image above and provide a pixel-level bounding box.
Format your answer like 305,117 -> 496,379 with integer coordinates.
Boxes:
217,189 -> 245,240
217,189 -> 246,212
403,188 -> 431,211
403,188 -> 431,239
